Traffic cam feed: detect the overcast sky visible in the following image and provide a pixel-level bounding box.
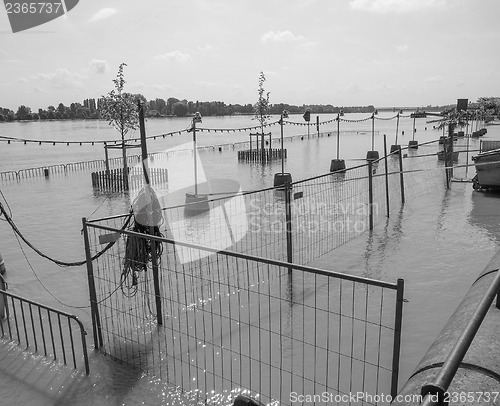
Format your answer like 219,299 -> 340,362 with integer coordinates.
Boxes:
1,0 -> 499,111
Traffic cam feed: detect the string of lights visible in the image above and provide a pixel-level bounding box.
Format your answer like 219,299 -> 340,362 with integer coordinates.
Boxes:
0,112 -> 423,146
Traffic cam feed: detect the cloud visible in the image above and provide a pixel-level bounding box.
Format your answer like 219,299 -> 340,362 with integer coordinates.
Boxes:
198,44 -> 218,53
371,59 -> 389,66
349,0 -> 446,13
89,59 -> 110,74
261,30 -> 305,43
396,44 -> 409,52
197,81 -> 221,88
89,8 -> 118,22
31,68 -> 86,89
424,76 -> 442,83
154,50 -> 192,62
152,84 -> 174,92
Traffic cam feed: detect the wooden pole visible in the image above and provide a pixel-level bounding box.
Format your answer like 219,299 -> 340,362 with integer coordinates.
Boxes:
384,134 -> 390,217
138,102 -> 163,325
104,143 -> 110,173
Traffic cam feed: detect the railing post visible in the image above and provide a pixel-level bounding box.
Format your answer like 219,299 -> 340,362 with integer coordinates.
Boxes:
81,217 -> 103,348
285,181 -> 293,273
398,146 -> 405,204
368,161 -> 374,231
391,278 -> 405,399
384,134 -> 390,217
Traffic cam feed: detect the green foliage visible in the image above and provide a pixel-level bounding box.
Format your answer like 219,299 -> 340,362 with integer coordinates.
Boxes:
477,97 -> 500,116
99,63 -> 139,138
253,71 -> 270,129
16,105 -> 31,118
172,102 -> 188,117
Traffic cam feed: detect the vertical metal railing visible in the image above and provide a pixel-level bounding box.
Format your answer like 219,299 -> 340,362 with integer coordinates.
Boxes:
0,285 -> 90,375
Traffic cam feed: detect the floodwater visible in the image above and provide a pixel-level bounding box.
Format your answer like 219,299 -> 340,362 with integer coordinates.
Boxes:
0,113 -> 499,405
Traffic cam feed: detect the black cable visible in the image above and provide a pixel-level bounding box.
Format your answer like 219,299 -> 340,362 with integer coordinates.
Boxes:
0,201 -> 132,267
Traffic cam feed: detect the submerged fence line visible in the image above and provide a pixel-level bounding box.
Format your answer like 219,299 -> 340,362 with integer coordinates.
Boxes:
87,138 -> 449,269
83,219 -> 404,405
0,129 -> 380,183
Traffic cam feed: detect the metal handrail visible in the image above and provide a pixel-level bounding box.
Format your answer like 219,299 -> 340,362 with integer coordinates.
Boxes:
420,269 -> 500,405
0,287 -> 90,375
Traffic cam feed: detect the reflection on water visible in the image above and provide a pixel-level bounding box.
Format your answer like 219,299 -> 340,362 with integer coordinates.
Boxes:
469,191 -> 500,244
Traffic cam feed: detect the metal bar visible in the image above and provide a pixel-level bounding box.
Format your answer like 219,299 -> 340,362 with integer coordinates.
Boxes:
391,278 -> 405,398
421,270 -> 500,405
285,181 -> 293,274
39,307 -> 47,356
82,217 -> 103,348
67,316 -> 77,369
20,300 -> 30,349
87,222 -> 399,289
48,310 -> 56,361
29,303 -> 38,353
58,313 -> 67,365
11,296 -> 20,344
368,161 -> 374,231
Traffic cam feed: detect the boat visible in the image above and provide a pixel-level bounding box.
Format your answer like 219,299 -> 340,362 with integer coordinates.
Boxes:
472,148 -> 500,190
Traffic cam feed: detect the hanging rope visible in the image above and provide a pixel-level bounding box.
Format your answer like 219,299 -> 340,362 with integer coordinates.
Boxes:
0,201 -> 132,267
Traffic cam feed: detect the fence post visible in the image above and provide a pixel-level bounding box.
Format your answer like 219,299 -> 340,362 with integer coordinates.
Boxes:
368,161 -> 374,231
444,139 -> 450,188
398,147 -> 405,204
82,217 -> 103,348
285,181 -> 293,273
384,134 -> 390,218
391,278 -> 405,399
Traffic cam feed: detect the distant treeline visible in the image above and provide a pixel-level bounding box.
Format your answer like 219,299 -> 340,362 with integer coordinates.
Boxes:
2,95 -> 497,122
0,95 -> 377,122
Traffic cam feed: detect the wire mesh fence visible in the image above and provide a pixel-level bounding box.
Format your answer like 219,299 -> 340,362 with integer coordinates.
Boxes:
83,220 -> 404,405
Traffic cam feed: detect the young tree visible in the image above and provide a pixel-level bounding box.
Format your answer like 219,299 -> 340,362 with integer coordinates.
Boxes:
99,63 -> 139,184
253,71 -> 271,157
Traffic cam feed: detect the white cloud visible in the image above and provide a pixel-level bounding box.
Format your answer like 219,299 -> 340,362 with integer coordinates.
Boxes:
371,59 -> 390,66
300,41 -> 318,49
396,44 -> 409,52
261,30 -> 305,43
89,8 -> 118,22
198,44 -> 218,53
32,68 -> 86,89
424,76 -> 442,83
152,84 -> 174,92
89,59 -> 110,74
154,50 -> 192,62
349,0 -> 446,13
197,81 -> 221,88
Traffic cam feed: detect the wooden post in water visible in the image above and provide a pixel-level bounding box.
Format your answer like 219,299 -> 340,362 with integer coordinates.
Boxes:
138,102 -> 163,325
398,146 -> 405,204
104,143 -> 110,174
